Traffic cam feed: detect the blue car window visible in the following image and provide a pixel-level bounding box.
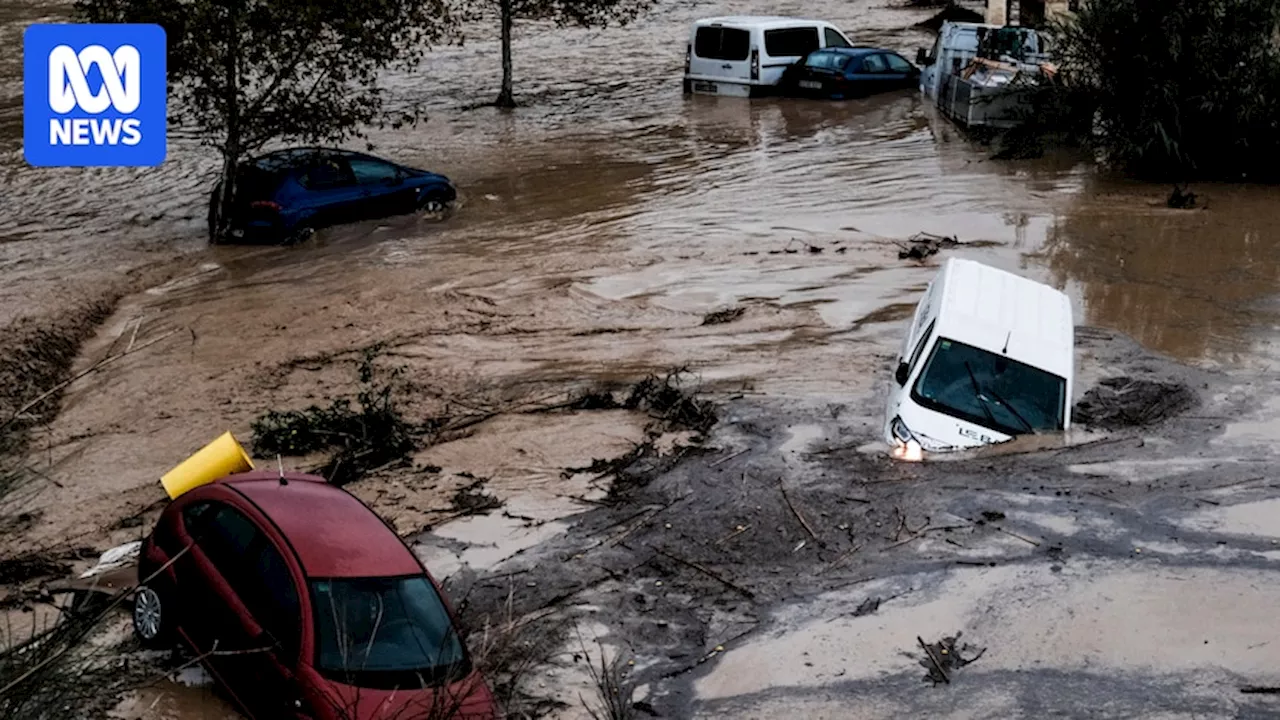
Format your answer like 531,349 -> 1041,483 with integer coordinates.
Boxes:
860,54 -> 888,73
885,53 -> 915,73
300,157 -> 354,190
805,52 -> 847,71
349,158 -> 401,185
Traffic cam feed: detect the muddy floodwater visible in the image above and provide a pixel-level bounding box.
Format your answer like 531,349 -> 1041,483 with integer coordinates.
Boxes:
3,0 -> 1280,718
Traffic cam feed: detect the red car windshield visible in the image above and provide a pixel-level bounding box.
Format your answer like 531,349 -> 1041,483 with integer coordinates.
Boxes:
311,576 -> 469,689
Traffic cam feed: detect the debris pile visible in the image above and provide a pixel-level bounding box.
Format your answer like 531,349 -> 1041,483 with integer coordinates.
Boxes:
251,347 -> 417,485
917,632 -> 986,685
897,232 -> 960,261
1073,377 -> 1197,429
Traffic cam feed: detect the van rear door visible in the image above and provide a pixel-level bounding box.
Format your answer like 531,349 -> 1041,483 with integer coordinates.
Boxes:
690,25 -> 752,86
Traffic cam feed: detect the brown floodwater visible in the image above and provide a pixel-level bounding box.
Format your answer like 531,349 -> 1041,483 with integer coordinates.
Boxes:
3,0 -> 1280,717
3,0 -> 1279,365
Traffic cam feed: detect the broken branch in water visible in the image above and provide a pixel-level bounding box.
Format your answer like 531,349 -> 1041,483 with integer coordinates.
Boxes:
779,478 -> 819,542
651,546 -> 756,600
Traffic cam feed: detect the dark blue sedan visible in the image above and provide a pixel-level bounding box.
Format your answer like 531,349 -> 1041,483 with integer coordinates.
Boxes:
781,47 -> 921,100
209,148 -> 457,244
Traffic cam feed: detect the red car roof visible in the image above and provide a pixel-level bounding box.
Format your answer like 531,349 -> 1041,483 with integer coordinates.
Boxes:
223,471 -> 423,579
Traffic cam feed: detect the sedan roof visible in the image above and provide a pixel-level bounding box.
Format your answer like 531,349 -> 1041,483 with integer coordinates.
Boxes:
225,472 -> 423,579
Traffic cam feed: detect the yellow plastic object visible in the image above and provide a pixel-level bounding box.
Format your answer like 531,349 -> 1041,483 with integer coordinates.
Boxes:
161,431 -> 254,500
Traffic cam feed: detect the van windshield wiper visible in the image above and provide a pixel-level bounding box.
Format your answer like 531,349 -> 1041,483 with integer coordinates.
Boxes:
964,361 -> 998,427
983,385 -> 1035,434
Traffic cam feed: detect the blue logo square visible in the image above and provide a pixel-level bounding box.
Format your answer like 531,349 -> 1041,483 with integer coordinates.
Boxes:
24,23 -> 167,167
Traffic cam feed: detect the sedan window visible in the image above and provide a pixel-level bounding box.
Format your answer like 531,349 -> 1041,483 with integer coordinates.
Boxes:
804,52 -> 848,71
311,576 -> 468,689
349,158 -> 401,185
885,53 -> 915,73
860,54 -> 888,73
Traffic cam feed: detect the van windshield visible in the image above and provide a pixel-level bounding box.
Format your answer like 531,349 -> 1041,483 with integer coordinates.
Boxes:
911,337 -> 1065,436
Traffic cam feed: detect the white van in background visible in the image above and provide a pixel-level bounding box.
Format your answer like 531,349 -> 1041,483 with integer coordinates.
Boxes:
683,16 -> 856,97
884,257 -> 1074,460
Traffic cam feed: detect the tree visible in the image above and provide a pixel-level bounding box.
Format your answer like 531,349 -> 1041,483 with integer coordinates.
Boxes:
76,0 -> 454,240
1050,0 -> 1280,180
461,0 -> 656,108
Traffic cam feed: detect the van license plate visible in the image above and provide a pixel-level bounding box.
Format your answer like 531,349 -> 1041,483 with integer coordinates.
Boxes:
799,80 -> 823,90
693,81 -> 717,93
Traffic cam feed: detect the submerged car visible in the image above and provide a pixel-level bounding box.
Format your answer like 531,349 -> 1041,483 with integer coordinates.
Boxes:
132,470 -> 497,719
884,257 -> 1074,460
208,147 -> 457,244
779,47 -> 921,100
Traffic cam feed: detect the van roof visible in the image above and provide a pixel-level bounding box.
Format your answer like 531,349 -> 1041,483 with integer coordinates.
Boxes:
933,258 -> 1073,379
694,16 -> 835,29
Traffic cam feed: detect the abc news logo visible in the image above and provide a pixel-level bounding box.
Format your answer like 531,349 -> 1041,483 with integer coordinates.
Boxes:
48,44 -> 144,146
24,23 -> 167,167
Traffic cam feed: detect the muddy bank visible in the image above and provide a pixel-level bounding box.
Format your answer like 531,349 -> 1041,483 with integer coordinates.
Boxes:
445,326 -> 1280,717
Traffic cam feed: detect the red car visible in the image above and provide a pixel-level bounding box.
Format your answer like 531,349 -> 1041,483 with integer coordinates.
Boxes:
132,470 -> 498,719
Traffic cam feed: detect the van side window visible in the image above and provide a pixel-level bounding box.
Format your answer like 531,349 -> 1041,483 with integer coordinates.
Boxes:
823,28 -> 852,48
694,27 -> 750,61
907,319 -> 937,373
764,27 -> 820,57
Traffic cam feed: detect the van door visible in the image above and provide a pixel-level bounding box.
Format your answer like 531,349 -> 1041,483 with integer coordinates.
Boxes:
689,25 -> 752,92
760,26 -> 821,84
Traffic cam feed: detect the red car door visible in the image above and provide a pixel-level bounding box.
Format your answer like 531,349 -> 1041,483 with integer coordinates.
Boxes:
180,500 -> 303,718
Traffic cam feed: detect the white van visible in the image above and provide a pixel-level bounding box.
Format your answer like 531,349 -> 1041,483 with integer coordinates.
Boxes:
683,16 -> 856,97
884,257 -> 1074,460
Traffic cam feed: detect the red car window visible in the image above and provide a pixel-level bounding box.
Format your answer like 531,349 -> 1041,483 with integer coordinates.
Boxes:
187,501 -> 303,659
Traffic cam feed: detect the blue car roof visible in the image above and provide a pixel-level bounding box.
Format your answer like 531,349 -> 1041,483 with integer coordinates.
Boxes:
249,147 -> 377,171
818,47 -> 892,58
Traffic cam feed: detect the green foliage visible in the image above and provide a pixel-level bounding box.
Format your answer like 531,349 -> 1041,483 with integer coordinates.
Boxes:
1051,0 -> 1280,180
76,0 -> 451,156
251,348 -> 417,485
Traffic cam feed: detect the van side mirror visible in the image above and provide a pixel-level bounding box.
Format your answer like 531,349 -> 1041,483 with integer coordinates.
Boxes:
895,362 -> 910,386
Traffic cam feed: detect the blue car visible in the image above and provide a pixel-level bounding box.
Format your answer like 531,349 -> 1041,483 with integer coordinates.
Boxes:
781,47 -> 922,100
208,148 -> 457,244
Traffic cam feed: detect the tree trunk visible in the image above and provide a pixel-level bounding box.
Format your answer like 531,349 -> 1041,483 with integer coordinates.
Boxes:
213,1 -> 243,243
496,0 -> 515,108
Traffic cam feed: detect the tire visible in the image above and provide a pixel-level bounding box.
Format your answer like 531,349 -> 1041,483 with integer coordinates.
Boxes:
284,224 -> 315,245
132,583 -> 174,648
417,188 -> 454,218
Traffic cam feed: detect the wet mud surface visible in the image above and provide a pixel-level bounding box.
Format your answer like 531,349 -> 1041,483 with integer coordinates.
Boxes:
2,0 -> 1280,717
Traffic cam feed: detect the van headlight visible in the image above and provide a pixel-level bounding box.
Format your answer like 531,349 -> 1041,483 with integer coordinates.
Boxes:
890,416 -> 924,462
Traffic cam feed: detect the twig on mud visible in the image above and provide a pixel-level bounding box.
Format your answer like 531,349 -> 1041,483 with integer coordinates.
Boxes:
125,318 -> 142,353
0,328 -> 184,433
818,544 -> 862,575
608,495 -> 688,547
992,526 -> 1041,547
917,636 -> 951,685
650,547 -> 755,601
714,524 -> 752,547
779,478 -> 819,542
1240,686 -> 1280,695
709,448 -> 748,468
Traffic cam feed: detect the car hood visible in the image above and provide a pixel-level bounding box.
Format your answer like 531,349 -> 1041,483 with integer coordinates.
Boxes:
308,670 -> 497,720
